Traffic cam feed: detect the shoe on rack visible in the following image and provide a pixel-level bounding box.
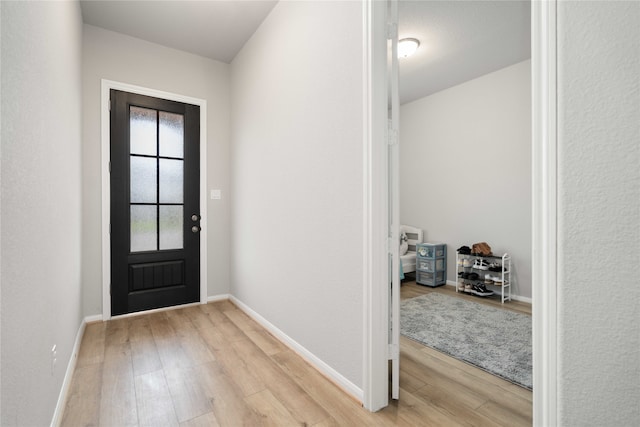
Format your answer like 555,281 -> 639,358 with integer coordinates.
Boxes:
473,259 -> 490,270
462,259 -> 474,268
458,280 -> 466,291
457,246 -> 471,255
484,276 -> 493,285
486,274 -> 503,283
471,283 -> 494,297
468,272 -> 479,280
488,262 -> 501,271
464,283 -> 473,293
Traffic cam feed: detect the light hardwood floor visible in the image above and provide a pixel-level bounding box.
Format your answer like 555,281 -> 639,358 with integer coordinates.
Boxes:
61,285 -> 532,426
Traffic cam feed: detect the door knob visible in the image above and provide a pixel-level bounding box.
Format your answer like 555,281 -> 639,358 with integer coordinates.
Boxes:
191,214 -> 200,222
191,225 -> 200,233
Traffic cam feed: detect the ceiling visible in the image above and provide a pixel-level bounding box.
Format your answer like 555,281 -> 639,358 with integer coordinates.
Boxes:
399,1 -> 531,104
80,1 -> 278,64
80,0 -> 530,104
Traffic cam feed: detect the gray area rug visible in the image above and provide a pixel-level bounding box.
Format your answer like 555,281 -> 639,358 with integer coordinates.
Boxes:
401,292 -> 532,389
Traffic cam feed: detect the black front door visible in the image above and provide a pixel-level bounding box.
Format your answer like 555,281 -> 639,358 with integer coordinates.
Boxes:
110,90 -> 200,315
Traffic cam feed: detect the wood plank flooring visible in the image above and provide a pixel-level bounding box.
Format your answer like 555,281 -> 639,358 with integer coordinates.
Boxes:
61,287 -> 532,426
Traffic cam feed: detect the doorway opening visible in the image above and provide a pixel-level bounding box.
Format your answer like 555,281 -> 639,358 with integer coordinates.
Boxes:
365,1 -> 558,424
394,0 -> 533,416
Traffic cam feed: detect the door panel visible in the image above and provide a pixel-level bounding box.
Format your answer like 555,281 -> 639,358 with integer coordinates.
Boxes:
110,90 -> 200,315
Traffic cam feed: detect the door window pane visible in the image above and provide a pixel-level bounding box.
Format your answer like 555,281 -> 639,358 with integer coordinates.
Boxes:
159,205 -> 183,250
130,156 -> 157,203
130,107 -> 157,156
131,205 -> 157,252
159,159 -> 183,203
159,111 -> 184,158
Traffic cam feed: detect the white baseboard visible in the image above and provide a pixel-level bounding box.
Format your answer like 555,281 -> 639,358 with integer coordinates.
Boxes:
228,295 -> 364,403
84,314 -> 102,324
50,316 -> 89,427
510,294 -> 532,304
207,293 -> 231,303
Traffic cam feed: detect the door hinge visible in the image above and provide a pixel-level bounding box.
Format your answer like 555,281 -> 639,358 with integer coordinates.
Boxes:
108,98 -> 111,111
387,22 -> 398,40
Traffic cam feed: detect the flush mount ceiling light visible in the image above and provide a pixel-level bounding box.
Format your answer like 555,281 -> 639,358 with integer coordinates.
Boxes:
398,38 -> 420,58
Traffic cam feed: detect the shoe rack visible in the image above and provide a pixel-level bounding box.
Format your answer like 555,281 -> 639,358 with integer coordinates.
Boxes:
456,251 -> 512,303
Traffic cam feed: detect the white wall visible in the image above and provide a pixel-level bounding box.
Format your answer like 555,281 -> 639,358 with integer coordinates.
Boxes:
82,25 -> 231,316
557,1 -> 639,425
0,1 -> 83,425
230,1 -> 365,392
400,60 -> 532,299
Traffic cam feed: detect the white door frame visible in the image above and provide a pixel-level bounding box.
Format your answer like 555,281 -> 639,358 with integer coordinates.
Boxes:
363,1 -> 559,423
361,0 -> 391,412
531,0 -> 558,425
100,79 -> 208,320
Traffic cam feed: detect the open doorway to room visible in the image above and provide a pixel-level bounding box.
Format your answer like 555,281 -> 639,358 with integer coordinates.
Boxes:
393,1 -> 533,424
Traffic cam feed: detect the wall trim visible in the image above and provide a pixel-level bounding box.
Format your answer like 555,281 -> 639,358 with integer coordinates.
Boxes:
207,294 -> 231,303
100,79 -> 208,320
532,0 -> 558,425
229,295 -> 363,403
83,314 -> 103,324
50,317 -> 87,427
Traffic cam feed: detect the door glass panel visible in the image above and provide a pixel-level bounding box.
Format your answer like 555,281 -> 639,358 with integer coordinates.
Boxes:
130,156 -> 157,203
130,107 -> 157,156
159,159 -> 183,203
159,205 -> 183,250
159,111 -> 184,158
131,205 -> 157,252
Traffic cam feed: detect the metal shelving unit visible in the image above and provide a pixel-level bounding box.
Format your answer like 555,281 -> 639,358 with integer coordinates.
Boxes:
456,251 -> 512,303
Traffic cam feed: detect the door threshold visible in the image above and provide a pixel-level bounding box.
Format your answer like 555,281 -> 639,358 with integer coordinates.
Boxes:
109,301 -> 203,321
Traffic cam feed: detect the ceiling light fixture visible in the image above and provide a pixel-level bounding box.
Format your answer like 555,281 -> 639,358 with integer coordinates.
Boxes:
398,38 -> 420,58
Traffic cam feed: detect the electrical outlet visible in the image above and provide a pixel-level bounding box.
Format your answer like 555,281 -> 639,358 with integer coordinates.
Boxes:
51,345 -> 57,375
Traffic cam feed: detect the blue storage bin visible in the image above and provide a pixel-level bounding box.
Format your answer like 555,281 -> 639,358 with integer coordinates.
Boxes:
417,243 -> 446,259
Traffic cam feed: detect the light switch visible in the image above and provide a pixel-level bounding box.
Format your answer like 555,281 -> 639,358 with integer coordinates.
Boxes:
210,189 -> 222,200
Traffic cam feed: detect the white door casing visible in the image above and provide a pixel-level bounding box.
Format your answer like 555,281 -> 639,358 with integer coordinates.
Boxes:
100,79 -> 208,320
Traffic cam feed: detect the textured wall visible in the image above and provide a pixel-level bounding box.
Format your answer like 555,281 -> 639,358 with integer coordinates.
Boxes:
557,1 -> 639,425
230,1 -> 365,390
82,25 -> 231,316
400,60 -> 532,299
1,2 -> 83,424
